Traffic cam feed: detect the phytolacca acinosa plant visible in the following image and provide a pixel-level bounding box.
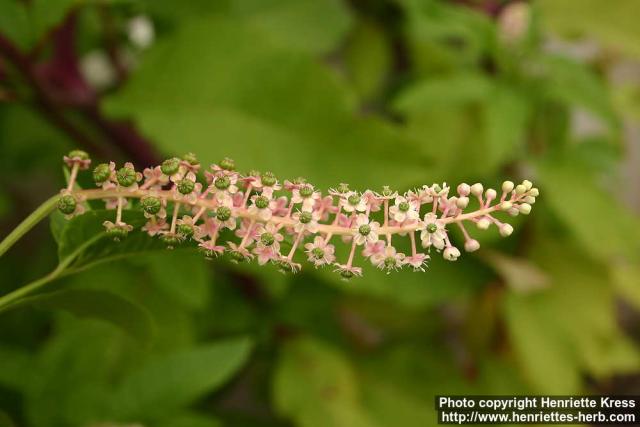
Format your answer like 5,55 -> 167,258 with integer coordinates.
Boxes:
58,150 -> 539,279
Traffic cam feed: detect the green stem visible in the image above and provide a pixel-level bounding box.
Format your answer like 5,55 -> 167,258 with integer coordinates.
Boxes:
0,234 -> 102,311
0,194 -> 60,258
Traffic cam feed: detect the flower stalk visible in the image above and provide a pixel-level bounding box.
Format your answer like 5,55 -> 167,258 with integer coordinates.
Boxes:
47,150 -> 539,279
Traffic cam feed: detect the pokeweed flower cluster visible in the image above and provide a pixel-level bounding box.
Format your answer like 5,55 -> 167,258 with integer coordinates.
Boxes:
58,150 -> 539,279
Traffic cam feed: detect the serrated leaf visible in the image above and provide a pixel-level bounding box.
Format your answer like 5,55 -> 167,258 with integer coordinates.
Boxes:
111,337 -> 252,420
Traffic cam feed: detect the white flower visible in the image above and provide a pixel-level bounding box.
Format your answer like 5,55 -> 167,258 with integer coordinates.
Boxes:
388,196 -> 419,223
342,191 -> 367,213
374,245 -> 405,272
352,214 -> 380,246
420,213 -> 447,250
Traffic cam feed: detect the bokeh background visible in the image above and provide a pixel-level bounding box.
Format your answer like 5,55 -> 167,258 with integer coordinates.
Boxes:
2,0 -> 640,426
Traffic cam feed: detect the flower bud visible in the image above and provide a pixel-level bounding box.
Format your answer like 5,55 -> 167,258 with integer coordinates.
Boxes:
524,196 -> 536,204
457,183 -> 470,196
529,188 -> 539,197
443,246 -> 461,261
485,189 -> 497,200
518,203 -> 531,215
499,223 -> 514,237
500,201 -> 512,211
508,207 -> 519,217
515,184 -> 526,195
470,183 -> 483,197
502,181 -> 514,193
522,180 -> 533,190
464,239 -> 480,252
477,217 -> 491,230
456,196 -> 469,209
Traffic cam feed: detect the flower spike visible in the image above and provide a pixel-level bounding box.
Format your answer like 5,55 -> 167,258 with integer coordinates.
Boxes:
58,151 -> 539,279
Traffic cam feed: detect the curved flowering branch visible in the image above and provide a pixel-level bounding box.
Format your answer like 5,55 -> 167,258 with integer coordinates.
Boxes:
57,150 -> 539,279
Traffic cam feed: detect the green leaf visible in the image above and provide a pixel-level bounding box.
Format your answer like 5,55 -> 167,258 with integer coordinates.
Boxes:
0,345 -> 35,391
537,156 -> 640,261
9,289 -> 155,344
111,337 -> 252,420
393,73 -> 493,112
273,337 -> 379,427
145,251 -> 212,311
0,0 -> 32,48
504,238 -> 639,393
344,21 -> 392,100
481,251 -> 549,294
105,15 -> 429,190
539,0 -> 640,58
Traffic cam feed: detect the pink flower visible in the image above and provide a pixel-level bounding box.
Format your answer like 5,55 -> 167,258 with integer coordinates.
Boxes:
227,242 -> 253,262
403,253 -> 430,271
248,194 -> 275,221
342,191 -> 367,213
253,244 -> 281,265
389,195 -> 419,223
362,190 -> 382,212
333,264 -> 362,280
142,218 -> 169,236
420,213 -> 447,250
304,236 -> 336,267
313,195 -> 338,220
374,245 -> 405,273
198,240 -> 225,259
142,166 -> 169,189
362,240 -> 385,263
235,218 -> 260,244
291,184 -> 321,212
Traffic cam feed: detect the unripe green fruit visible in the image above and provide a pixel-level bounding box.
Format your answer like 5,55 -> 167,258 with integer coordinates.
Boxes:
177,224 -> 194,239
216,206 -> 232,221
219,157 -> 235,171
177,179 -> 195,194
299,212 -> 312,224
93,163 -> 110,183
299,185 -> 313,198
255,196 -> 269,209
161,158 -> 180,176
261,172 -> 276,187
141,196 -> 161,215
214,176 -> 230,190
117,166 -> 137,187
261,232 -> 275,246
183,152 -> 198,165
106,226 -> 129,241
68,149 -> 89,160
57,195 -> 77,215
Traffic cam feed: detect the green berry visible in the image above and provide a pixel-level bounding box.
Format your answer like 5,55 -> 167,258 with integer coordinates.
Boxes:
219,157 -> 235,171
340,270 -> 354,279
229,251 -> 246,263
106,226 -> 129,241
248,170 -> 261,178
183,152 -> 198,165
161,158 -> 180,176
299,185 -> 313,198
398,201 -> 410,212
117,166 -> 137,187
216,206 -> 232,221
381,186 -> 393,197
293,177 -> 306,185
260,232 -> 275,246
261,172 -> 276,187
68,149 -> 89,160
311,248 -> 324,259
299,211 -> 312,224
347,194 -> 360,206
214,176 -> 230,190
161,233 -> 182,247
426,223 -> 437,233
358,224 -> 371,236
141,196 -> 161,215
177,224 -> 194,239
337,183 -> 349,193
57,195 -> 77,215
255,196 -> 269,209
384,257 -> 396,269
93,163 -> 110,183
177,178 -> 195,194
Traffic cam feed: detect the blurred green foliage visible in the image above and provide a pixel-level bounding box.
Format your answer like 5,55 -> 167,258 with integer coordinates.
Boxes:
1,0 -> 640,426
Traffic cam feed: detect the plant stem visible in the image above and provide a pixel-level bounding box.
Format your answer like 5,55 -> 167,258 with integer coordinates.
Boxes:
0,194 -> 60,258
